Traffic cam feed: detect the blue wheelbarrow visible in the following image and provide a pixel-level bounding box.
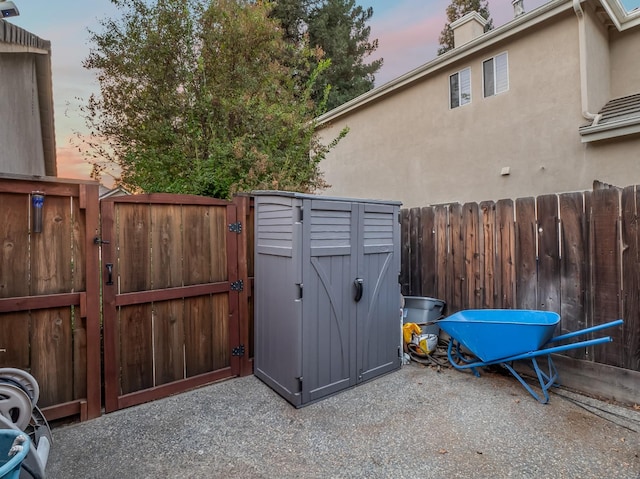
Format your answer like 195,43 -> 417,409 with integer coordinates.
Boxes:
436,309 -> 623,403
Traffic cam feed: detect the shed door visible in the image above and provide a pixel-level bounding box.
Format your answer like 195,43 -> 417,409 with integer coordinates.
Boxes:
302,199 -> 358,404
356,203 -> 401,383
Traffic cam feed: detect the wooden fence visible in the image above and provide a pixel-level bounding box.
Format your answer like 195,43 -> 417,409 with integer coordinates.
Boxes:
0,174 -> 254,422
400,184 -> 640,373
0,175 -> 101,420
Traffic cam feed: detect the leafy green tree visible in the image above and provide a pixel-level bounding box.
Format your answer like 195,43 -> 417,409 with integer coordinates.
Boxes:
269,0 -> 382,112
437,0 -> 493,55
307,0 -> 382,111
83,0 -> 345,197
268,0 -> 316,43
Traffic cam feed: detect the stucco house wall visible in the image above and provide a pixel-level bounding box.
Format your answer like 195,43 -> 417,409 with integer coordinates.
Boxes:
609,27 -> 640,96
316,0 -> 640,207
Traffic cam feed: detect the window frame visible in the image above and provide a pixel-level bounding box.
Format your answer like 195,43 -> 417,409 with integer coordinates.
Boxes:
449,67 -> 472,109
482,51 -> 509,98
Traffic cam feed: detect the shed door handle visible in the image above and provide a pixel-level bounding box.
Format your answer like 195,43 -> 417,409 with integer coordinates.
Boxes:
354,278 -> 364,302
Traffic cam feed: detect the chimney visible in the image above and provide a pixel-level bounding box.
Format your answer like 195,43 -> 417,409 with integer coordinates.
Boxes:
512,0 -> 525,17
450,11 -> 489,49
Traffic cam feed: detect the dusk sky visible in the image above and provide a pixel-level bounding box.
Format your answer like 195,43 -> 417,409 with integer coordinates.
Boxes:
7,0 -> 640,183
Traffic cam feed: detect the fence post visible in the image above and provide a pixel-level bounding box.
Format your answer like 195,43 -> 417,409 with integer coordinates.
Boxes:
233,194 -> 253,376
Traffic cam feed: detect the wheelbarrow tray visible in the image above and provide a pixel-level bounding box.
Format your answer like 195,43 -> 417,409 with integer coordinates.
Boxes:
437,309 -> 560,363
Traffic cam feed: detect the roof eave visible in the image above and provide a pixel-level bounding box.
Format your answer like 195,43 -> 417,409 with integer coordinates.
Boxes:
599,0 -> 640,30
316,0 -> 573,126
579,117 -> 640,142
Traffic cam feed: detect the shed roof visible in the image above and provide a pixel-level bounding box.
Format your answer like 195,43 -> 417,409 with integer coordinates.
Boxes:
0,19 -> 56,176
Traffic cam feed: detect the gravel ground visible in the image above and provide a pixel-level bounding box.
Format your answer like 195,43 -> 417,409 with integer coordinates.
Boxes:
46,364 -> 640,479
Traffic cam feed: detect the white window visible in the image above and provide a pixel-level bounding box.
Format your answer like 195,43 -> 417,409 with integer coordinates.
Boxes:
483,52 -> 509,98
449,67 -> 471,109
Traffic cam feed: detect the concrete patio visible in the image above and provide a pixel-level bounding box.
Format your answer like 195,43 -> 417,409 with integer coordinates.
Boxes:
46,363 -> 640,478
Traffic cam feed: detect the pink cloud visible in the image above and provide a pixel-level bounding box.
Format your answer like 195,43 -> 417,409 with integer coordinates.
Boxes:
56,140 -> 92,181
370,12 -> 446,85
55,134 -> 117,188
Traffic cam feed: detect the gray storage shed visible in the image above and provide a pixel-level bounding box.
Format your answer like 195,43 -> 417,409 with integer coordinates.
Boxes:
253,191 -> 402,407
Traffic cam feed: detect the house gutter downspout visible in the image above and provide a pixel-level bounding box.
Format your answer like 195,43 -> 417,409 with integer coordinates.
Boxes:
573,0 -> 600,123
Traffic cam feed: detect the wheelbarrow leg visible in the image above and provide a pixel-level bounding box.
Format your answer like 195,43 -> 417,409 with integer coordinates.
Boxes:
447,340 -> 481,377
501,355 -> 559,404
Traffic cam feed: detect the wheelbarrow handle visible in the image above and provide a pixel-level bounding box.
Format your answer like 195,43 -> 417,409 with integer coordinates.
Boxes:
548,319 -> 623,343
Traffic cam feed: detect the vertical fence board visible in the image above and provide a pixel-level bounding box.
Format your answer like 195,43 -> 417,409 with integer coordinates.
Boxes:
409,208 -> 421,296
621,186 -> 640,371
0,194 -> 29,298
463,203 -> 481,309
400,209 -> 411,296
420,207 -> 436,298
591,188 -> 622,367
32,195 -> 73,294
537,195 -> 560,313
154,299 -> 185,386
449,204 -> 463,314
0,312 -> 30,369
72,197 -> 86,293
120,304 -> 154,394
496,199 -> 515,309
151,205 -> 183,289
212,293 -> 230,371
184,295 -> 214,377
515,198 -> 537,309
183,206 -> 211,285
210,206 -> 228,284
559,193 -> 588,355
480,201 -> 496,308
73,316 -> 87,400
118,204 -> 151,294
433,205 -> 451,304
30,307 -> 73,407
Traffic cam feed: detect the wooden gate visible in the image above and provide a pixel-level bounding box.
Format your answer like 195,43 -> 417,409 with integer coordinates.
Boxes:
0,175 -> 102,421
101,194 -> 251,412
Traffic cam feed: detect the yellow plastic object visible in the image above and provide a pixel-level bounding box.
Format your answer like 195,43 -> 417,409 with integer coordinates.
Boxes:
402,322 -> 422,344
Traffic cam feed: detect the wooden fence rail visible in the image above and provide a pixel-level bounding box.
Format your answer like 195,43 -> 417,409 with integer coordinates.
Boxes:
401,185 -> 640,373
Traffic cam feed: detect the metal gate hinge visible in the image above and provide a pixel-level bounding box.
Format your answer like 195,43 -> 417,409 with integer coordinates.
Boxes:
231,280 -> 244,291
228,222 -> 242,233
232,345 -> 245,356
